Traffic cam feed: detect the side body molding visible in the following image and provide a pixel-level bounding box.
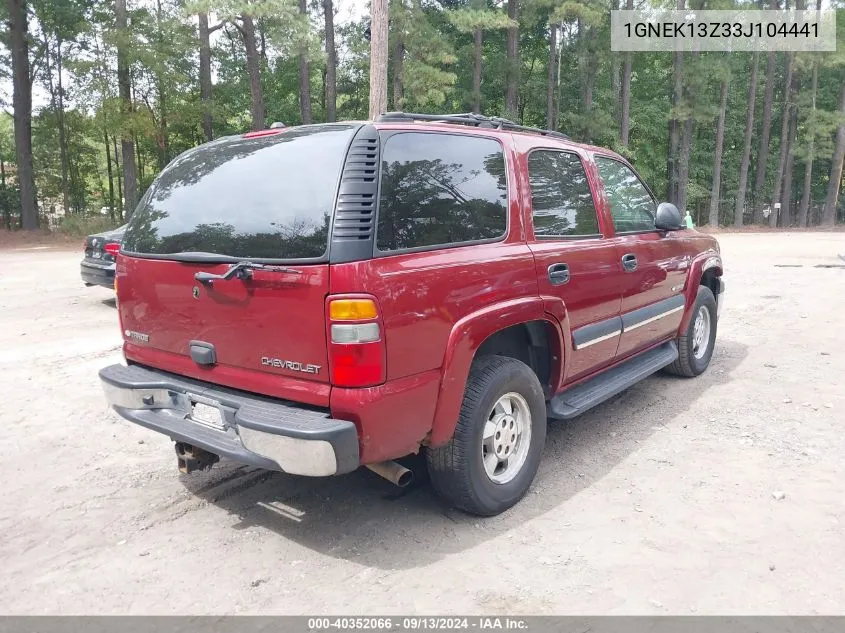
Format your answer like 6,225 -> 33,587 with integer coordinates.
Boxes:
429,296 -> 561,447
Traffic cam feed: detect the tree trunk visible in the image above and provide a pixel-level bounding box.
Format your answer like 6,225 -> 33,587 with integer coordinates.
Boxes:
546,23 -> 556,130
392,35 -> 404,110
240,15 -> 265,130
155,0 -> 169,167
113,135 -> 123,220
298,0 -> 312,124
8,0 -> 37,230
198,13 -> 214,141
505,0 -> 519,120
472,27 -> 482,114
677,115 -> 693,215
676,46 -> 698,215
104,129 -> 115,220
55,39 -> 71,215
581,30 -> 596,130
781,94 -> 798,227
43,31 -> 69,215
135,130 -> 144,184
708,77 -> 729,227
752,50 -> 778,222
619,0 -> 633,146
368,0 -> 388,118
620,46 -> 632,145
610,0 -> 620,126
1,160 -> 9,229
770,52 -> 794,227
323,0 -> 337,122
667,0 -> 684,202
116,0 -> 138,217
734,52 -> 759,227
821,82 -> 845,226
157,78 -> 169,168
798,59 -> 819,227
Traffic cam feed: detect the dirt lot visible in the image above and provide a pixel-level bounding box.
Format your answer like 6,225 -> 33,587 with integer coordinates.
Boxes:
1,232 -> 843,615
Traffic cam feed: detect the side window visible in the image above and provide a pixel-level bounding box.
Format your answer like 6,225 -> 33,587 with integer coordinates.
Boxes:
376,133 -> 508,252
595,157 -> 656,233
527,150 -> 600,238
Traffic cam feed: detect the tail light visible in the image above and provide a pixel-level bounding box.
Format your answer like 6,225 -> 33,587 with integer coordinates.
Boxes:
327,296 -> 385,388
104,242 -> 120,256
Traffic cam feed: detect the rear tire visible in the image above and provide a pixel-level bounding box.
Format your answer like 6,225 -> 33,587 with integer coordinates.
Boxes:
666,285 -> 717,377
427,355 -> 546,516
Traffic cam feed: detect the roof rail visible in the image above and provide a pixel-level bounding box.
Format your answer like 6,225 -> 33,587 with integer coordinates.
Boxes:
376,112 -> 570,141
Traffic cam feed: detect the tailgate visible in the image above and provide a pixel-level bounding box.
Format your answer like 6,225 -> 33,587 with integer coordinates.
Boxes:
119,256 -> 331,406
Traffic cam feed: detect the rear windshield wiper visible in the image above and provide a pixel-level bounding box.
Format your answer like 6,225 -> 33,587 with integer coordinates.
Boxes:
194,261 -> 302,285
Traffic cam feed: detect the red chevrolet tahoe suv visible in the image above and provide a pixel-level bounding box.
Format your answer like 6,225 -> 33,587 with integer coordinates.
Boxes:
99,113 -> 724,516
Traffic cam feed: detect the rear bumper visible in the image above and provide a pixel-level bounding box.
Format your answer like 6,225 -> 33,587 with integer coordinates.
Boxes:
717,278 -> 725,319
99,363 -> 359,476
80,260 -> 116,289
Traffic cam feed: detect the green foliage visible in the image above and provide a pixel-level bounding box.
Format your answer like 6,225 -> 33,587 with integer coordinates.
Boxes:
56,213 -> 121,237
1,0 -> 843,229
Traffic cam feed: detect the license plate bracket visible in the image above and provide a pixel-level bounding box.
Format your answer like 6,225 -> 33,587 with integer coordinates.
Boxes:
188,401 -> 226,432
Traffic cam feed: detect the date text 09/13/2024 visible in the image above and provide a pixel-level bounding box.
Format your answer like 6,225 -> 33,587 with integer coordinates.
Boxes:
307,617 -> 529,630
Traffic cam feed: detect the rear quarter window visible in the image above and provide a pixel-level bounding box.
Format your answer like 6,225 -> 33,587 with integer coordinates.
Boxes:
376,132 -> 508,252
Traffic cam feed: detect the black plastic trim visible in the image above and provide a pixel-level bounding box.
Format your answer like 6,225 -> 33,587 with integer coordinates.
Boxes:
621,294 -> 685,331
80,261 -> 116,289
549,341 -> 678,420
535,234 -> 604,241
328,124 -> 380,264
119,251 -> 330,265
114,405 -> 282,471
572,316 -> 623,349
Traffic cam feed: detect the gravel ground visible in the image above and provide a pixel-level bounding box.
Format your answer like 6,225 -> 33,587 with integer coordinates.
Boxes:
0,232 -> 843,615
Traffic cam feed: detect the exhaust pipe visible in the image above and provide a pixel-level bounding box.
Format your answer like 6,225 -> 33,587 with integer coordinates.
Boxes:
366,460 -> 414,487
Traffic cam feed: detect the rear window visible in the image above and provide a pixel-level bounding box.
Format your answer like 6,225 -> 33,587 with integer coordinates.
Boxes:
122,124 -> 357,260
376,132 -> 508,252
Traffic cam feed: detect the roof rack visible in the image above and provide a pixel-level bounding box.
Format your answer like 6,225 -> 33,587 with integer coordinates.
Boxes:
375,112 -> 570,141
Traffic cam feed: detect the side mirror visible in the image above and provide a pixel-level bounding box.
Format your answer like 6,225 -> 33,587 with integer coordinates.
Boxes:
655,202 -> 684,231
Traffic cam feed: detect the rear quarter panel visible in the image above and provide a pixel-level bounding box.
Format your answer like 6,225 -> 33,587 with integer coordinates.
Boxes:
328,131 -> 542,451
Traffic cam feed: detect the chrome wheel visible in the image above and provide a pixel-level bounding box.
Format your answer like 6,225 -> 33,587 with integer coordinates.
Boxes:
692,305 -> 711,360
481,392 -> 532,484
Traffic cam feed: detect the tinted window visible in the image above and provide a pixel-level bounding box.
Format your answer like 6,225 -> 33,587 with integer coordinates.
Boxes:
122,124 -> 357,260
595,157 -> 656,233
528,150 -> 599,237
377,133 -> 508,252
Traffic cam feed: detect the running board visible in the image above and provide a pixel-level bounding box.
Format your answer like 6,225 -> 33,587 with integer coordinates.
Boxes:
548,341 -> 678,420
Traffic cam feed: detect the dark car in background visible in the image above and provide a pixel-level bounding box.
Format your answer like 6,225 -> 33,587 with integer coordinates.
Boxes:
80,225 -> 126,289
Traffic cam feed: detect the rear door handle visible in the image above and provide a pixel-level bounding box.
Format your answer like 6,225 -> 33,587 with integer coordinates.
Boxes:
548,263 -> 570,286
621,253 -> 638,272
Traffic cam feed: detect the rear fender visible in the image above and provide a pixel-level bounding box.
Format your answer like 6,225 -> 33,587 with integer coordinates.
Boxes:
429,297 -> 557,447
678,251 -> 722,334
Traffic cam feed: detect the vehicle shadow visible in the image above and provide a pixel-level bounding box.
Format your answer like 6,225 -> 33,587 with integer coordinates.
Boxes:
183,338 -> 748,571
101,297 -> 117,309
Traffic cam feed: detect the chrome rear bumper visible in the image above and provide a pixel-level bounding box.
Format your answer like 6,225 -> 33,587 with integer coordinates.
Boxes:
99,364 -> 359,476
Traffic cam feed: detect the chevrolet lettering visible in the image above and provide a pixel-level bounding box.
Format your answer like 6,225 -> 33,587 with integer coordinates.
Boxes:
260,357 -> 322,374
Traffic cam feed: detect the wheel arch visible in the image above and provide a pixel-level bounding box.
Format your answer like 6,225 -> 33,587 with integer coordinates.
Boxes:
679,252 -> 722,334
429,298 -> 563,447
